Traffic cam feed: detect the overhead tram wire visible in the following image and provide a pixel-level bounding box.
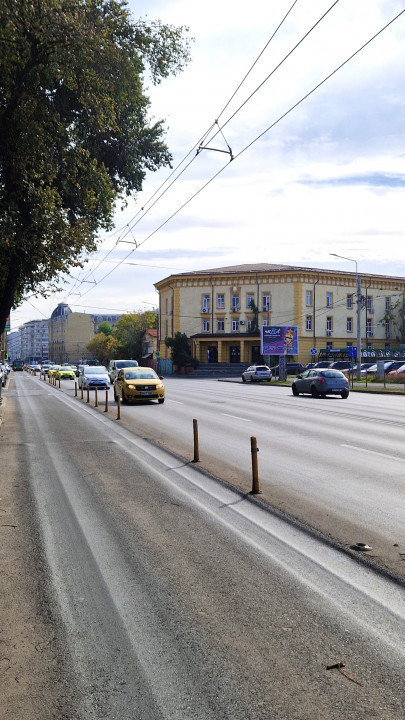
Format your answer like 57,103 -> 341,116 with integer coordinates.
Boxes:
201,0 -> 341,150
63,3 -> 300,299
69,8 -> 405,304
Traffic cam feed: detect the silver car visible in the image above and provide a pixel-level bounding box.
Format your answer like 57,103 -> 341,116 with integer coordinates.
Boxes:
242,365 -> 272,383
292,368 -> 349,398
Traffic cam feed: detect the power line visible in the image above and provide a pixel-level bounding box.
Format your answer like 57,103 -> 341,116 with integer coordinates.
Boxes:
64,7 -> 405,304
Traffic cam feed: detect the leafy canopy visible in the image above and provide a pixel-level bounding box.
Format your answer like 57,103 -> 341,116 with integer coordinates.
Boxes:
0,0 -> 191,333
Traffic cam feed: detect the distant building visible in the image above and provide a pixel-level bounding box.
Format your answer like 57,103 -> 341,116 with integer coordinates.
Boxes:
142,328 -> 157,361
6,331 -> 20,362
19,319 -> 49,362
92,314 -> 121,333
48,303 -> 94,364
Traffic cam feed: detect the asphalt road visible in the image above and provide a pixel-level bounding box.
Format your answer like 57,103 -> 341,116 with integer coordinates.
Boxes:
2,371 -> 405,718
55,373 -> 405,579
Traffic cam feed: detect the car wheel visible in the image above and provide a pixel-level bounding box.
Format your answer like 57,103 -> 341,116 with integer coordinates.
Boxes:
250,376 -> 254,382
121,392 -> 128,405
242,376 -> 246,382
292,384 -> 299,396
158,398 -> 165,404
311,385 -> 319,398
113,390 -> 118,402
341,390 -> 349,399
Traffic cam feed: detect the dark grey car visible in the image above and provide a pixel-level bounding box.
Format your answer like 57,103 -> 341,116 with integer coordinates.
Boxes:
292,368 -> 350,398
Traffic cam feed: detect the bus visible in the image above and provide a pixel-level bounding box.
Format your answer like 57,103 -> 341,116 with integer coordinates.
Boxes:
12,359 -> 24,371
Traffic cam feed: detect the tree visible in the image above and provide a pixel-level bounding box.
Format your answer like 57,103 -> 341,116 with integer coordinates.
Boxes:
97,321 -> 114,336
86,331 -> 117,365
382,294 -> 405,344
165,331 -> 196,368
113,310 -> 157,361
0,0 -> 191,334
247,299 -> 260,335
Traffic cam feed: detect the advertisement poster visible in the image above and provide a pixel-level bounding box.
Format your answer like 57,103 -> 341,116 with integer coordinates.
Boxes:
261,325 -> 299,356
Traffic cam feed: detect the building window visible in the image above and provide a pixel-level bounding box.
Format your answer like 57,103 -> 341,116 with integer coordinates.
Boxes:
366,319 -> 372,334
306,290 -> 312,307
367,296 -> 373,311
232,320 -> 239,332
306,315 -> 312,331
232,294 -> 239,311
347,317 -> 353,333
262,294 -> 270,311
217,294 -> 225,309
247,319 -> 253,331
385,321 -> 390,338
326,292 -> 333,308
347,294 -> 353,309
217,319 -> 225,332
385,297 -> 391,312
202,320 -> 210,332
246,293 -> 254,309
326,341 -> 333,351
326,317 -> 333,332
202,294 -> 210,312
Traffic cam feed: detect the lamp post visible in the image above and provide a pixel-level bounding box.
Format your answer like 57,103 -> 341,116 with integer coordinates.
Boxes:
330,253 -> 362,380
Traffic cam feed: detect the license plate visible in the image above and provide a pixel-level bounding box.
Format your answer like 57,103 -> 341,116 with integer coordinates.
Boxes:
140,391 -> 152,396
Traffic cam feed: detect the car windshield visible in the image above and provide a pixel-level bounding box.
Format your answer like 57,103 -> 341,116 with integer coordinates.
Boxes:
125,370 -> 157,380
255,366 -> 268,371
117,361 -> 138,368
322,370 -> 344,378
84,367 -> 107,374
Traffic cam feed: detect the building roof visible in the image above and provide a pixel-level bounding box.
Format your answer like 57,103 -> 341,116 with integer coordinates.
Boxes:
155,262 -> 405,285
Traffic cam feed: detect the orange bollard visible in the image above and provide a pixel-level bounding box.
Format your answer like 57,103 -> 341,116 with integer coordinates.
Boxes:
104,389 -> 109,412
116,395 -> 121,420
95,388 -> 98,407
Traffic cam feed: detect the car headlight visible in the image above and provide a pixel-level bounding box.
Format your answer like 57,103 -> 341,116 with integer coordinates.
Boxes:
127,384 -> 136,389
156,383 -> 164,390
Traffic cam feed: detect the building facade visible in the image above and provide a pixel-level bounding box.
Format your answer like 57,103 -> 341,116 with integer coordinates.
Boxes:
48,303 -> 94,364
155,263 -> 405,366
19,319 -> 49,362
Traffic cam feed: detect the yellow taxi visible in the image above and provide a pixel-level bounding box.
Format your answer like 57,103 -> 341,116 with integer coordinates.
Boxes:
113,366 -> 165,404
48,365 -> 61,378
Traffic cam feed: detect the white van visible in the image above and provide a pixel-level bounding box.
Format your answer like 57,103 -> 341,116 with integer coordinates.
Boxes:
108,359 -> 138,382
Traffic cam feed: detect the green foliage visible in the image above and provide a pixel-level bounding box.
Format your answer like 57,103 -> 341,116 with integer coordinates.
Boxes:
165,332 -> 196,368
113,311 -> 157,361
97,321 -> 113,336
247,299 -> 260,335
382,294 -> 405,344
0,0 -> 191,333
86,331 -> 118,364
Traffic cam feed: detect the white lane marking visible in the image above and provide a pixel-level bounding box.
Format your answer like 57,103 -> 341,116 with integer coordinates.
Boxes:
222,413 -> 251,422
167,399 -> 183,405
342,444 -> 405,463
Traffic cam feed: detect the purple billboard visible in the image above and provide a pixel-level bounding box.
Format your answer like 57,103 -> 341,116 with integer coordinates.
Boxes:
261,325 -> 299,356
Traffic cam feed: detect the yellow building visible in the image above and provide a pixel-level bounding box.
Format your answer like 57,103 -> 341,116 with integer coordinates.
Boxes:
154,263 -> 405,366
48,303 -> 94,364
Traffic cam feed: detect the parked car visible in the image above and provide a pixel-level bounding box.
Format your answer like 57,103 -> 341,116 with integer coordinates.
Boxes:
78,365 -> 110,390
242,365 -> 272,382
48,365 -> 61,377
271,362 -> 304,377
329,361 -> 353,372
55,366 -> 76,380
113,366 -> 165,404
312,361 -> 332,368
292,368 -> 349,398
360,361 -> 397,376
109,359 -> 139,382
387,363 -> 405,382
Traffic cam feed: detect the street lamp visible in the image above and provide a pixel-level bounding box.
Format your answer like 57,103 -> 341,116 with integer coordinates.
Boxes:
330,253 -> 362,380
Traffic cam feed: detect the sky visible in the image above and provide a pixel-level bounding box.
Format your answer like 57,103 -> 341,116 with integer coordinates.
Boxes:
10,0 -> 405,331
